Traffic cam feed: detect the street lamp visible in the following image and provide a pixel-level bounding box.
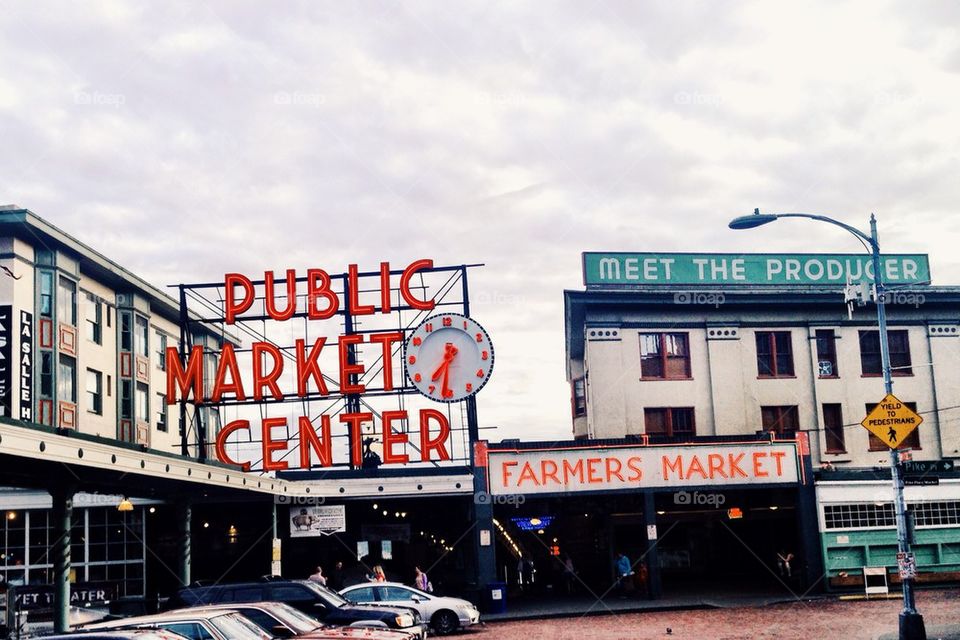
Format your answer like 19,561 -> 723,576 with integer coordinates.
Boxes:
729,209 -> 926,640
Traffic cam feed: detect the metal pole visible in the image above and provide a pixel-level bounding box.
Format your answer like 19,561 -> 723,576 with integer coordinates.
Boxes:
870,214 -> 925,640
50,486 -> 72,634
177,502 -> 192,587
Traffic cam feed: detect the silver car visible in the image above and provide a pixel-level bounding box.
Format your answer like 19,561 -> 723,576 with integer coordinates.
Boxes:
340,583 -> 480,635
82,609 -> 273,640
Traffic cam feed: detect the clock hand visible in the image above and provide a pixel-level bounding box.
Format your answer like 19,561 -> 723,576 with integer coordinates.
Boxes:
441,365 -> 453,398
431,343 -> 459,381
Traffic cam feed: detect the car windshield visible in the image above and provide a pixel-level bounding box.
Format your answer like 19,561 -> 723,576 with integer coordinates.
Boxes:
300,580 -> 350,608
209,613 -> 273,640
260,603 -> 325,634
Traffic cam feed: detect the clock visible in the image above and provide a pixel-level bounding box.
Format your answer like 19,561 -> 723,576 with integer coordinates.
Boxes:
404,313 -> 494,402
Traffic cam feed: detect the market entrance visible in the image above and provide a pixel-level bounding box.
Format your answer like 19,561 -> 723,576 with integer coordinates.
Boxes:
653,487 -> 801,597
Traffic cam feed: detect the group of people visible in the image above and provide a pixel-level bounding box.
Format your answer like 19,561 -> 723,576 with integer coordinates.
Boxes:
308,562 -> 433,593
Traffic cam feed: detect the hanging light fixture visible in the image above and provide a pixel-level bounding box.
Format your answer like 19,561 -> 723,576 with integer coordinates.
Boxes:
117,497 -> 134,512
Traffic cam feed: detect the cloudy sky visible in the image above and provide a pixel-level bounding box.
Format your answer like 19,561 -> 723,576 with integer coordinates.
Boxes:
1,1 -> 959,442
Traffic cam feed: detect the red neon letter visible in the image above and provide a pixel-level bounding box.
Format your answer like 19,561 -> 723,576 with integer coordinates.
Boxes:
261,417 -> 289,472
338,334 -> 366,394
224,273 -> 255,324
298,415 -> 332,468
211,343 -> 246,402
419,408 -> 450,461
340,412 -> 374,467
166,345 -> 204,403
215,419 -> 251,471
264,269 -> 297,321
368,332 -> 403,391
252,342 -> 284,401
382,410 -> 409,464
296,338 -> 329,396
347,264 -> 375,316
400,259 -> 435,311
380,261 -> 392,313
306,269 -> 339,320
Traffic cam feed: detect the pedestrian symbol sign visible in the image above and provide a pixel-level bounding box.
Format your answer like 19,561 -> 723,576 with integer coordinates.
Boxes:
861,393 -> 923,449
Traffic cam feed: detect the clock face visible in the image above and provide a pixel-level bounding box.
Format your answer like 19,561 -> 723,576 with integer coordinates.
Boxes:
404,313 -> 494,403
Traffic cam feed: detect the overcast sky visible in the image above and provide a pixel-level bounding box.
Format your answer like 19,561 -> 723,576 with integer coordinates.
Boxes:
1,1 -> 959,442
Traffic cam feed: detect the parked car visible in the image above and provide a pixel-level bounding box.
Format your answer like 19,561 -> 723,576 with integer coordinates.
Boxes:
340,582 -> 480,635
42,632 -> 191,640
81,609 -> 273,640
177,602 -> 415,640
170,579 -> 425,639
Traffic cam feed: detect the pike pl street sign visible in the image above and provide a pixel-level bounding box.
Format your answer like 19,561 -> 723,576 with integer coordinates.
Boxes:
861,394 -> 924,449
900,460 -> 955,475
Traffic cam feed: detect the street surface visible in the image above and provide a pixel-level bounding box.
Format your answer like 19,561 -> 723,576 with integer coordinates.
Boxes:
465,589 -> 960,639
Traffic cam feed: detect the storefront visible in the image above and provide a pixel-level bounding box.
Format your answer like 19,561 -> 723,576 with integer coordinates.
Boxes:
479,436 -> 821,599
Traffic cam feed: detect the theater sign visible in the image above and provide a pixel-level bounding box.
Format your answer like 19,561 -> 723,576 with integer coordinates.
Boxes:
487,442 -> 801,496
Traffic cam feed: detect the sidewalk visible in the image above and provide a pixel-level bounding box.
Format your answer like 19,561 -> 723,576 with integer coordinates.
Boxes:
483,590 -> 825,622
879,625 -> 960,640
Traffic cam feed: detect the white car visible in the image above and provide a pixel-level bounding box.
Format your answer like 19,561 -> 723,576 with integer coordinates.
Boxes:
340,583 -> 480,635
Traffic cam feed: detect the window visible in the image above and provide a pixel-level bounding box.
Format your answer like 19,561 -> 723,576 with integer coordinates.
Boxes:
157,332 -> 168,370
39,272 -> 53,318
644,408 -> 696,437
120,311 -> 132,351
822,403 -> 845,453
84,292 -> 102,344
914,501 -> 960,527
57,276 -> 77,326
136,383 -> 149,422
161,623 -> 215,640
824,503 -> 896,530
761,405 -> 799,437
134,316 -> 149,357
86,369 -> 103,415
756,331 -> 794,377
867,402 -> 920,450
859,330 -> 912,376
571,378 -> 586,417
815,329 -> 838,377
120,380 -> 132,419
57,355 -> 76,403
156,392 -> 168,432
380,586 -> 417,601
40,352 -> 53,397
345,586 -> 375,602
639,333 -> 690,379
270,585 -> 314,603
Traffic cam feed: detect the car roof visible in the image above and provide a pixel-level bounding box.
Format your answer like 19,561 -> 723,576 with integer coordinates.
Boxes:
45,632 -> 189,640
177,602 -> 287,613
342,582 -> 413,588
85,609 -> 242,628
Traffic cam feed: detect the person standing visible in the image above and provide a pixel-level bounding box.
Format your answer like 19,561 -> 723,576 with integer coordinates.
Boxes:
308,566 -> 327,586
777,550 -> 794,578
371,565 -> 386,582
414,566 -> 432,593
562,555 -> 576,595
615,552 -> 632,598
328,561 -> 344,591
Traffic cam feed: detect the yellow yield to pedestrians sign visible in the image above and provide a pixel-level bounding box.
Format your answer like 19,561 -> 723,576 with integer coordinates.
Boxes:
861,393 -> 924,449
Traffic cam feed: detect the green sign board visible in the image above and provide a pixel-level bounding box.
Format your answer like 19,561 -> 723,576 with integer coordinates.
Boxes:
583,252 -> 931,287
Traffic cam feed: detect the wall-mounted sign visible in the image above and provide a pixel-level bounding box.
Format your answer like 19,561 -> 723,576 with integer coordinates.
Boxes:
289,505 -> 346,538
0,305 -> 11,417
18,310 -> 31,421
488,443 -> 800,496
583,252 -> 931,287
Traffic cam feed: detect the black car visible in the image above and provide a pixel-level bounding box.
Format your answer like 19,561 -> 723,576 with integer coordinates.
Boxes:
169,579 -> 425,639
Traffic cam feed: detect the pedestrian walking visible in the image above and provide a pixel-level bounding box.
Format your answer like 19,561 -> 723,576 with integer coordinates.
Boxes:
562,555 -> 576,595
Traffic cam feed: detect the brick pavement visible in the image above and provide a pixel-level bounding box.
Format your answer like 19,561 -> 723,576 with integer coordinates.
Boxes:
466,589 -> 960,639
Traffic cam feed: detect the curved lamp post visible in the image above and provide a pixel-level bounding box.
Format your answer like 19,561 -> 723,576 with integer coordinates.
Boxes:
729,208 -> 926,640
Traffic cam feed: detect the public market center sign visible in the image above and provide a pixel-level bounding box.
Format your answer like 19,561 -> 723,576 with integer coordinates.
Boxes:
583,252 -> 931,287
